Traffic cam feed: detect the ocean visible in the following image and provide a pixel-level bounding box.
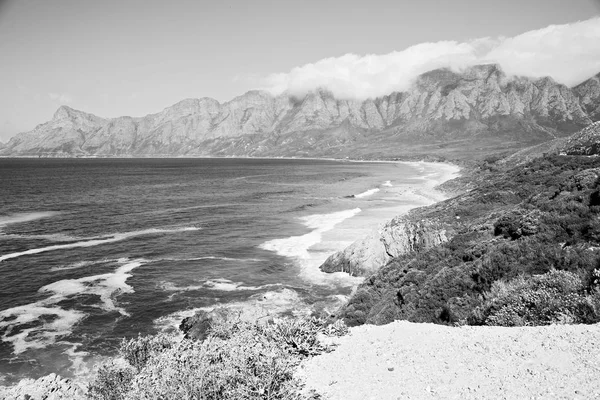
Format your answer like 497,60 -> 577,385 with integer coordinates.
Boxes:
0,157 -> 455,385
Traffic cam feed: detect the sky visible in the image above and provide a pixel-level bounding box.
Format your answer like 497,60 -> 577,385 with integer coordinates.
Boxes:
0,0 -> 599,142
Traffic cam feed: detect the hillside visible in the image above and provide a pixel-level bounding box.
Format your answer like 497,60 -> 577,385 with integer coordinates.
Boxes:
2,65 -> 599,159
323,123 -> 600,327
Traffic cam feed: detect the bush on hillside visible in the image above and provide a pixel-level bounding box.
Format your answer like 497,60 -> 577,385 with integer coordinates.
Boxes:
88,361 -> 135,400
471,270 -> 600,326
120,333 -> 173,371
340,155 -> 600,327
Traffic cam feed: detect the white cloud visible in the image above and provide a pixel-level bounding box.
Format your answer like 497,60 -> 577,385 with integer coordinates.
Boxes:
48,92 -> 73,104
259,17 -> 600,99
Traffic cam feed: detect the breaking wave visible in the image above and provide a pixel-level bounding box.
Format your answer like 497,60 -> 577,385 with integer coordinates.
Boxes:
0,212 -> 60,232
0,259 -> 145,354
0,227 -> 200,262
159,278 -> 280,293
353,188 -> 380,198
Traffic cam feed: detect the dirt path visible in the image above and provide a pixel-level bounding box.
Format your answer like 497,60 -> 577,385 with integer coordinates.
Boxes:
298,321 -> 600,399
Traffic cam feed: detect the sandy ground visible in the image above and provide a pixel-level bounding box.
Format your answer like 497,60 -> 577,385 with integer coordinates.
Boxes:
298,321 -> 600,400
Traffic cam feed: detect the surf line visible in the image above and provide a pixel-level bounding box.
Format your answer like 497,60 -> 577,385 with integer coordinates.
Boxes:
0,227 -> 200,262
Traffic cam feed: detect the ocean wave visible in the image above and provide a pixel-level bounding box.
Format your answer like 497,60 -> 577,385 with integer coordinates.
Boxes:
0,227 -> 201,262
179,256 -> 263,262
259,208 -> 364,288
160,278 -> 280,293
260,208 -> 361,260
0,259 -> 145,355
353,188 -> 380,198
49,258 -> 127,272
2,232 -> 82,242
0,212 -> 60,232
382,180 -> 393,187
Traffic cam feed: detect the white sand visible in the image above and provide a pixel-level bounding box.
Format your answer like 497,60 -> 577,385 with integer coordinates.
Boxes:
299,321 -> 600,400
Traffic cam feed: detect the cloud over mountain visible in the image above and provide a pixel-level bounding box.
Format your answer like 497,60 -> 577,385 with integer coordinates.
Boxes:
261,17 -> 600,99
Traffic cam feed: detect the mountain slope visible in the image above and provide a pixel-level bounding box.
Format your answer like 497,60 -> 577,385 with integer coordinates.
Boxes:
2,64 -> 599,158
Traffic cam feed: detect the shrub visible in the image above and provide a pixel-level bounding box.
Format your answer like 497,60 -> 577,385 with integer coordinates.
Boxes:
88,316 -> 343,400
262,317 -> 330,357
88,360 -> 135,400
473,270 -> 600,326
119,333 -> 173,371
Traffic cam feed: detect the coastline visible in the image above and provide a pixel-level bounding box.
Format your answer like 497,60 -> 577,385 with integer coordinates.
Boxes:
0,158 -> 462,397
153,159 -> 462,335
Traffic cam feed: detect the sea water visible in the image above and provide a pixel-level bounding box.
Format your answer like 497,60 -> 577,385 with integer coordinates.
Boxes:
0,158 -> 452,384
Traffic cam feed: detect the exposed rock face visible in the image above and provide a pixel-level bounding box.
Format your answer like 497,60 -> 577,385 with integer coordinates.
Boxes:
320,218 -> 449,276
2,65 -> 599,158
179,308 -> 232,341
0,373 -> 86,400
574,73 -> 600,121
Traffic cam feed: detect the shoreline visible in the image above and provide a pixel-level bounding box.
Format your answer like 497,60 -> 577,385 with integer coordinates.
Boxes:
0,158 -> 462,395
153,159 -> 462,335
0,154 -> 450,165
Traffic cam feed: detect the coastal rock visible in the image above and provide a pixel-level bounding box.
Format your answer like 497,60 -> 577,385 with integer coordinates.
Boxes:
179,308 -> 231,341
2,64 -> 599,158
320,218 -> 448,276
0,373 -> 86,400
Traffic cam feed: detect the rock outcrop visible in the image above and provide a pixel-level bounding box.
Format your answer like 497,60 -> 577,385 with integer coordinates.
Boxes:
320,218 -> 449,276
2,64 -> 599,158
0,373 -> 86,400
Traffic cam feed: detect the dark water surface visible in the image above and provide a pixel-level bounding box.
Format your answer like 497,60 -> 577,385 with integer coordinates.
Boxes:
0,158 -> 423,384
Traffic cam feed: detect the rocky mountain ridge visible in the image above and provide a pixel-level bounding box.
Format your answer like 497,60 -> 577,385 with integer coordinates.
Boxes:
2,64 -> 599,158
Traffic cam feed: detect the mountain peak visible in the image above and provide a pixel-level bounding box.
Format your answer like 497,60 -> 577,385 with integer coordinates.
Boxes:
52,105 -> 76,120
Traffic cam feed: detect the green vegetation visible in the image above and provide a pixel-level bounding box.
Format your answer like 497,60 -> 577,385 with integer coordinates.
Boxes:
88,316 -> 347,400
340,155 -> 600,327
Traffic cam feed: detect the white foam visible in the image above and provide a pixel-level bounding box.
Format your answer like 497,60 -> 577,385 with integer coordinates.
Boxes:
0,212 -> 60,232
182,256 -> 263,262
0,306 -> 86,354
261,208 -> 361,260
50,259 -> 118,272
0,259 -> 145,354
0,227 -> 200,262
382,180 -> 393,187
40,260 -> 144,315
159,278 -> 279,293
354,188 -> 380,198
260,208 -> 364,287
3,232 -> 80,242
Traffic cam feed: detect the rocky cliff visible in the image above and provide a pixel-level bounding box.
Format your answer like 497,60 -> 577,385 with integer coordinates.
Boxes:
320,218 -> 449,276
3,64 -> 599,158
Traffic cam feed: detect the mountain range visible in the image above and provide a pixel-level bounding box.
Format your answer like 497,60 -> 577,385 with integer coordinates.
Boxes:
2,64 -> 600,159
